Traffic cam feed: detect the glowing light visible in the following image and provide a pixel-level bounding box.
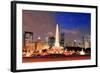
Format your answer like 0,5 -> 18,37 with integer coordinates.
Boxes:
55,24 -> 60,47
38,37 -> 41,40
26,52 -> 31,57
80,49 -> 85,55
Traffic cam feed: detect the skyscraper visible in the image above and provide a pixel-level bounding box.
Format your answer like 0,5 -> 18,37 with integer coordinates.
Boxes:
60,32 -> 65,47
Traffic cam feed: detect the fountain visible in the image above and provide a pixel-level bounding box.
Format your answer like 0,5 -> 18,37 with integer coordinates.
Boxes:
55,24 -> 60,47
49,24 -> 63,54
79,49 -> 85,55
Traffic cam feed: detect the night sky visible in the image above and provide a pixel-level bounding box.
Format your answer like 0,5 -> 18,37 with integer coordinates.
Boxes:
53,12 -> 91,34
23,10 -> 91,42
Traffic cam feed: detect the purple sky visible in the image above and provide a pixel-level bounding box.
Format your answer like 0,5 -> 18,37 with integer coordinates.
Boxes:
23,10 -> 91,43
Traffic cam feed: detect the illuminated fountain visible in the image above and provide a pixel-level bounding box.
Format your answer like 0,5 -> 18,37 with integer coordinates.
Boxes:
55,24 -> 60,47
25,50 -> 32,57
49,24 -> 64,54
79,49 -> 85,55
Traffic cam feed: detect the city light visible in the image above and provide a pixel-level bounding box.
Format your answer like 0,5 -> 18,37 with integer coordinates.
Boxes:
22,24 -> 90,58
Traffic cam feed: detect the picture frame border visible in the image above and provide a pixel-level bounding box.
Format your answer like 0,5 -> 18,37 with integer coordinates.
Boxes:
11,1 -> 98,72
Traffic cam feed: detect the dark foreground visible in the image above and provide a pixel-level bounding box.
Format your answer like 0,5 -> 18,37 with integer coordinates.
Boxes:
22,54 -> 91,63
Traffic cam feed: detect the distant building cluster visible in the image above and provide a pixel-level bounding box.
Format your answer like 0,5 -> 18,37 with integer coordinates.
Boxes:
22,10 -> 91,58
23,31 -> 91,55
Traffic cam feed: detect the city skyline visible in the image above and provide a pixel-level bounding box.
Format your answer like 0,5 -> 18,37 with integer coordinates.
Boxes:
22,10 -> 91,63
23,10 -> 91,43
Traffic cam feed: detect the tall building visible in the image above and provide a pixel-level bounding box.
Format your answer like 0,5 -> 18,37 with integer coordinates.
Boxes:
35,38 -> 49,53
84,41 -> 90,49
60,32 -> 65,47
48,36 -> 55,47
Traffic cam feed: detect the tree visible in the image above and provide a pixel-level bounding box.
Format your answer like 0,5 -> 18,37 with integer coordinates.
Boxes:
48,36 -> 55,47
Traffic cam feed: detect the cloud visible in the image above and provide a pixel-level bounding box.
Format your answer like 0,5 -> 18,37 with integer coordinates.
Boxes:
61,29 -> 79,35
